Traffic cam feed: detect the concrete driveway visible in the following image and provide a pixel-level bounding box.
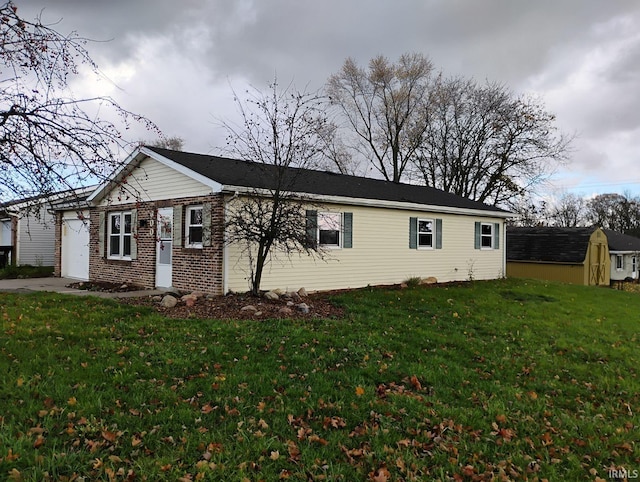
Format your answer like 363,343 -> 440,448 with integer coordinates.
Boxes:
0,277 -> 162,298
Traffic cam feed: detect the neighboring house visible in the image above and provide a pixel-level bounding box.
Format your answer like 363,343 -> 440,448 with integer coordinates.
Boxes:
77,146 -> 512,295
602,229 -> 640,281
0,188 -> 94,272
506,226 -> 610,286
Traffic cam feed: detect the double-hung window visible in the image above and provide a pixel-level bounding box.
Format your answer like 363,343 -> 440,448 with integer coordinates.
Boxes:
318,212 -> 342,248
418,219 -> 434,249
480,223 -> 493,249
305,210 -> 353,249
474,222 -> 499,250
616,255 -> 624,271
108,212 -> 132,259
185,205 -> 203,248
409,217 -> 442,249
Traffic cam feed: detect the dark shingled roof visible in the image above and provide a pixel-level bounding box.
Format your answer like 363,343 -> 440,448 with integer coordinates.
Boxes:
602,229 -> 640,252
506,226 -> 598,263
146,146 -> 507,214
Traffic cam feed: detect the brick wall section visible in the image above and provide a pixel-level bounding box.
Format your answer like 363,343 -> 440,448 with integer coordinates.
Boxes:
53,212 -> 62,277
89,194 -> 225,295
171,195 -> 225,295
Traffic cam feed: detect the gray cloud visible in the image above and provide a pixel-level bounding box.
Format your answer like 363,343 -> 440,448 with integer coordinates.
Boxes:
16,0 -> 640,194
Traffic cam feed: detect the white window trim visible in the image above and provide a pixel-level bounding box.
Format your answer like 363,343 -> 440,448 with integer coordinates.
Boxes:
107,211 -> 132,260
417,218 -> 435,250
318,212 -> 342,249
185,205 -> 203,249
480,222 -> 494,250
616,254 -> 624,271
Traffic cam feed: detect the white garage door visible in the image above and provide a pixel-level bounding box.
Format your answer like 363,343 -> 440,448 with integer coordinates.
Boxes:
61,215 -> 90,281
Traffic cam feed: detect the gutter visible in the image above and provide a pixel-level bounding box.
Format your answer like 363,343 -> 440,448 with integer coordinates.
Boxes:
221,185 -> 514,219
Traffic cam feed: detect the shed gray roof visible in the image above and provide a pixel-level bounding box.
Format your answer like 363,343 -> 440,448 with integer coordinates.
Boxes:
506,226 -> 598,263
146,146 -> 508,214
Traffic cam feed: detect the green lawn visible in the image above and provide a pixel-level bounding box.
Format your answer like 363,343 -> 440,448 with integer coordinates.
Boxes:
0,278 -> 638,481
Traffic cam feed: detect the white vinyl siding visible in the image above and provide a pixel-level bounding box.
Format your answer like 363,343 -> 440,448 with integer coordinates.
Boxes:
610,252 -> 640,281
15,204 -> 56,267
226,202 -> 504,293
99,156 -> 212,206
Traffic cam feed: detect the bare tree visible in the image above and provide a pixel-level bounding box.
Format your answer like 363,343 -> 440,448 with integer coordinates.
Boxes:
0,2 -> 158,207
549,192 -> 587,227
327,53 -> 434,182
505,196 -> 549,227
586,192 -> 640,233
415,76 -> 570,205
221,80 -> 329,295
145,136 -> 185,151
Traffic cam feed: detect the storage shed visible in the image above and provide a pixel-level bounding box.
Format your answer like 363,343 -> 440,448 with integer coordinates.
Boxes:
506,226 -> 610,286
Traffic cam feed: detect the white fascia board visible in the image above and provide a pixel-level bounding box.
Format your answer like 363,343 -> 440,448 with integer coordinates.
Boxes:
610,250 -> 640,255
222,185 -> 513,219
139,147 -> 223,193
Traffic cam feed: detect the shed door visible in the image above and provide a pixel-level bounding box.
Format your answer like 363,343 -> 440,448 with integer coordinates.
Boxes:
61,214 -> 90,281
589,242 -> 607,285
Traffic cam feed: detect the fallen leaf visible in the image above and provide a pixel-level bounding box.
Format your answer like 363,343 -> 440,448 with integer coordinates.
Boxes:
355,386 -> 365,396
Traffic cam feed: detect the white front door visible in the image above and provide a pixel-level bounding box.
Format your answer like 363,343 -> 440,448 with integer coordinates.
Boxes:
155,208 -> 173,288
61,214 -> 90,280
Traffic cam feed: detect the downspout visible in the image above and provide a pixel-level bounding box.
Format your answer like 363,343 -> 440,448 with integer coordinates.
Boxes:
502,220 -> 507,279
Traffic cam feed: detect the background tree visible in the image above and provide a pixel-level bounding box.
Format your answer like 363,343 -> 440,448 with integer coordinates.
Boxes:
0,2 -> 158,206
548,192 -> 587,227
326,53 -> 434,182
415,76 -> 570,205
221,81 -> 329,295
505,195 -> 549,227
586,192 -> 640,234
143,136 -> 184,151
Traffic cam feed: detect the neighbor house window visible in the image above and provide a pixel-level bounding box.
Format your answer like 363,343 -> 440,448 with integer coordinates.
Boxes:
616,255 -> 624,270
318,212 -> 342,248
418,219 -> 434,248
185,205 -> 203,248
633,256 -> 637,274
108,211 -> 132,259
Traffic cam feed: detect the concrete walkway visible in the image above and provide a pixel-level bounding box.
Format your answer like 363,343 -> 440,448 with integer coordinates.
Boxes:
0,277 -> 164,298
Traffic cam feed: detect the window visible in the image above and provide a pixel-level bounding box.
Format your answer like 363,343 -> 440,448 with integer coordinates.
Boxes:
409,217 -> 442,249
633,256 -> 637,274
185,205 -> 203,248
305,211 -> 353,249
616,255 -> 624,270
418,219 -> 434,248
480,223 -> 493,249
318,212 -> 342,247
108,212 -> 132,259
474,222 -> 499,250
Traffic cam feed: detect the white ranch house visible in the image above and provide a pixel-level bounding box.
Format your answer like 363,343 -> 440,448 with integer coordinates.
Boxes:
54,146 -> 511,294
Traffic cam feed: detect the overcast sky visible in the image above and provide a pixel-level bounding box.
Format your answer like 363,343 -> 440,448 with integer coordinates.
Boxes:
18,0 -> 640,198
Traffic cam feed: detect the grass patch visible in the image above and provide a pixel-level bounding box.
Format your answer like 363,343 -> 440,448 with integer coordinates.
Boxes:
0,278 -> 638,480
0,264 -> 54,280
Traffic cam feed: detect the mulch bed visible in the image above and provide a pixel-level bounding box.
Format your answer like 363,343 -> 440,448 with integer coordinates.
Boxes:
121,292 -> 345,320
68,281 -> 346,320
